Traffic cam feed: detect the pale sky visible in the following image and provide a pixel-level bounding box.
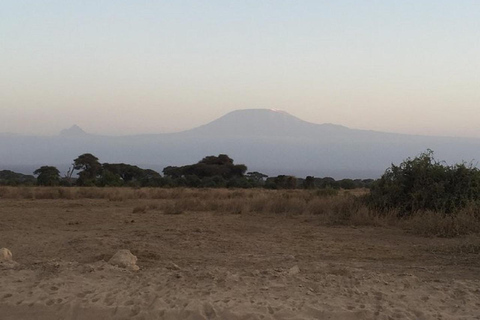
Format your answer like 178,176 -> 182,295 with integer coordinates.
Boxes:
1,1 -> 479,137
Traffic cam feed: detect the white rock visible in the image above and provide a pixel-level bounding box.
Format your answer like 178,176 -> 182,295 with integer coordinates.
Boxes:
0,248 -> 13,261
108,250 -> 139,271
167,262 -> 181,271
289,265 -> 300,275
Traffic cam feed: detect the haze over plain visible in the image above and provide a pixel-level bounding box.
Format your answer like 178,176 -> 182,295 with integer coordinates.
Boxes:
1,1 -> 479,137
2,109 -> 480,179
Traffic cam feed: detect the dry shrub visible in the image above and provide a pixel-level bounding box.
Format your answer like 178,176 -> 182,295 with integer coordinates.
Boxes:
203,198 -> 222,212
224,199 -> 248,214
34,188 -> 60,199
134,189 -> 148,199
228,190 -> 248,199
306,197 -> 334,215
147,202 -> 160,210
150,189 -> 172,199
402,209 -> 480,237
0,187 -> 17,199
169,188 -> 187,199
0,187 -> 10,198
315,188 -> 339,197
347,207 -> 393,227
455,242 -> 480,254
108,190 -> 126,202
248,196 -> 269,213
264,195 -> 306,215
427,235 -> 480,255
328,195 -> 362,224
132,205 -> 147,213
160,198 -> 204,214
19,187 -> 34,199
2,186 -> 479,238
177,198 -> 202,212
305,195 -> 390,226
57,188 -> 74,199
77,187 -> 107,199
163,201 -> 184,215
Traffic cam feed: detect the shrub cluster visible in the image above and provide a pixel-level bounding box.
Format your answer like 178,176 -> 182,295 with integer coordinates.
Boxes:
367,150 -> 480,215
0,170 -> 36,186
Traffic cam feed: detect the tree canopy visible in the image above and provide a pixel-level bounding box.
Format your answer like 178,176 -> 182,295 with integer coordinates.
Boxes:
1,152 -> 377,190
73,153 -> 102,186
163,154 -> 247,180
34,166 -> 60,186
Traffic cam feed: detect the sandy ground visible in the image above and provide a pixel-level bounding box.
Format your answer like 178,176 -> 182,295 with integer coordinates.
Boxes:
1,198 -> 479,319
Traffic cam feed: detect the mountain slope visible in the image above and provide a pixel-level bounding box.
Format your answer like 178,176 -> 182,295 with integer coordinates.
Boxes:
183,109 -> 349,138
1,109 -> 480,178
59,125 -> 88,137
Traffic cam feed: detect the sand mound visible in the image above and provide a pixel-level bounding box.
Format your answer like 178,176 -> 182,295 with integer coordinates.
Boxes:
108,250 -> 139,271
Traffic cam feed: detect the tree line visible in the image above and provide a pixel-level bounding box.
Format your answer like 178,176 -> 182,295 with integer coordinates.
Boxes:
3,150 -> 480,217
0,153 -> 374,190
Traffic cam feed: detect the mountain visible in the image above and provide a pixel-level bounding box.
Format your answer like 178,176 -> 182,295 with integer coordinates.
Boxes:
1,109 -> 480,179
59,125 -> 88,137
184,109 -> 349,138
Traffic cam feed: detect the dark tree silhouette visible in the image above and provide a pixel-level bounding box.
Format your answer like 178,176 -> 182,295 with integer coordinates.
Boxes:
73,153 -> 102,186
34,166 -> 60,186
163,154 -> 247,181
303,176 -> 315,189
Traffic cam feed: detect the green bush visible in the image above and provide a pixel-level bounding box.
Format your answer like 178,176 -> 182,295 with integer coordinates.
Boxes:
368,150 -> 480,215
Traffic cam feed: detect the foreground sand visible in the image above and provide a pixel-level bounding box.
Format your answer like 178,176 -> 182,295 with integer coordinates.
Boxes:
1,198 -> 479,319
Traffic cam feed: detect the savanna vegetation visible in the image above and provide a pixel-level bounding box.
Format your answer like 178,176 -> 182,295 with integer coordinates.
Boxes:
1,150 -> 480,237
368,150 -> 480,214
0,170 -> 36,186
1,153 -> 373,190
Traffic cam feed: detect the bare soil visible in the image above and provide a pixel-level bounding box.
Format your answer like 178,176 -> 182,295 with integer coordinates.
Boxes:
1,198 -> 479,319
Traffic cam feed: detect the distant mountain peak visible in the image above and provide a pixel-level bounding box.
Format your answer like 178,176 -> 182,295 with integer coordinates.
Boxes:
59,125 -> 87,136
220,108 -> 301,121
269,108 -> 291,115
184,108 -> 348,137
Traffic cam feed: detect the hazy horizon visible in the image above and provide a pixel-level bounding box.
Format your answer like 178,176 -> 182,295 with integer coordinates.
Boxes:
3,108 -> 480,140
2,1 -> 479,137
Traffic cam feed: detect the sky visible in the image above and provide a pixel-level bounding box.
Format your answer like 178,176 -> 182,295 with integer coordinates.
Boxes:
1,1 -> 479,137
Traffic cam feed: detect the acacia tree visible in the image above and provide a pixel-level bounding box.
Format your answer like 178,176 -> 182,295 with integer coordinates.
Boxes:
246,171 -> 268,186
303,176 -> 315,189
73,153 -> 102,186
272,175 -> 297,189
34,166 -> 60,186
100,163 -> 161,186
163,155 -> 248,180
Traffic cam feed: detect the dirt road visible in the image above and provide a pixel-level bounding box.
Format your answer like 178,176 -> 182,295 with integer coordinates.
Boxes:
1,198 -> 479,319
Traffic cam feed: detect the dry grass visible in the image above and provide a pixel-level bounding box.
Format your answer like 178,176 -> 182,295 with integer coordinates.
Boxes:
132,205 -> 147,213
1,186 -> 479,237
401,208 -> 480,238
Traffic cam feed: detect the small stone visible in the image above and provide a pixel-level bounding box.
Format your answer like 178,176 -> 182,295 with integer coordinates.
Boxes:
289,265 -> 300,275
108,250 -> 139,271
167,262 -> 181,271
0,248 -> 13,261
